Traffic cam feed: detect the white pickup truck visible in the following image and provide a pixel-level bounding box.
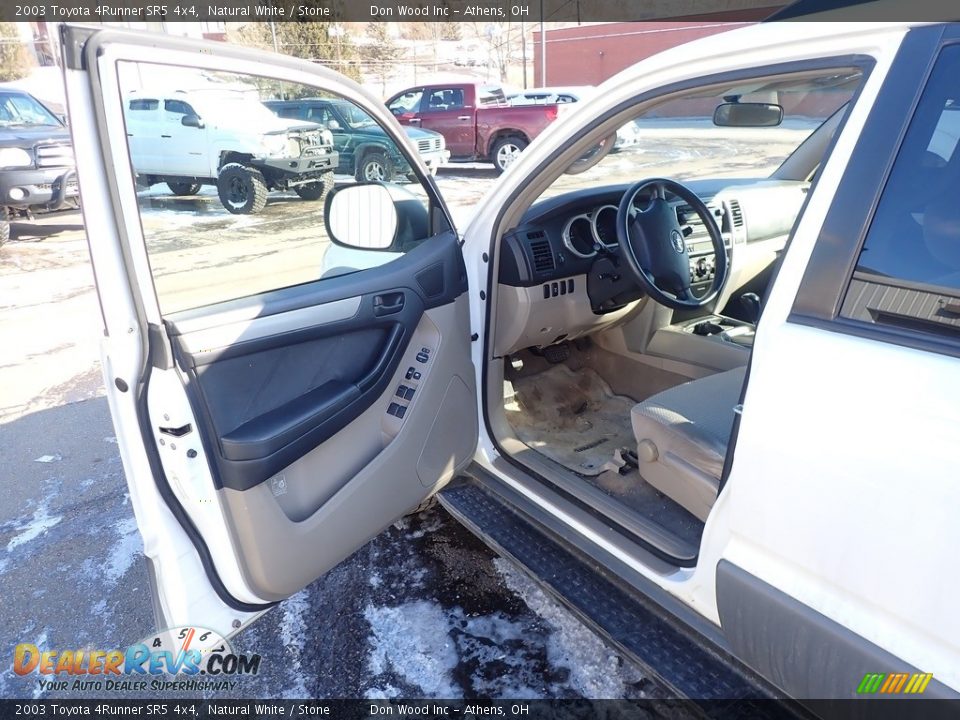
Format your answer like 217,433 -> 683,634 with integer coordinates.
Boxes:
124,88 -> 338,214
63,19 -> 960,705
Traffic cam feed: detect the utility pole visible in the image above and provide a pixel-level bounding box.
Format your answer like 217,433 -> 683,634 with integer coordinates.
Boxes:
520,21 -> 527,89
539,0 -> 546,87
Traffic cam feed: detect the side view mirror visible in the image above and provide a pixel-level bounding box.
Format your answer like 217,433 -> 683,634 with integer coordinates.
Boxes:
713,102 -> 783,128
324,184 -> 398,250
181,114 -> 204,129
327,119 -> 341,131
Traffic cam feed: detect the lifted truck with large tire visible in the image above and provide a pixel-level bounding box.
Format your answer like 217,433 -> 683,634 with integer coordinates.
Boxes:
0,89 -> 78,248
123,88 -> 338,214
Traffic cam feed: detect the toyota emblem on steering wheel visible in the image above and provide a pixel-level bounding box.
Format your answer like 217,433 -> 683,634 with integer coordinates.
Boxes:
670,229 -> 685,254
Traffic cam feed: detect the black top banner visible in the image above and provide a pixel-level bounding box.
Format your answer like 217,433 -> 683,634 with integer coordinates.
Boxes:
5,0 -> 960,24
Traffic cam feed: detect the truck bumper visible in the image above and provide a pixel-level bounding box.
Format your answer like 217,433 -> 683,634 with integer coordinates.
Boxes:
258,150 -> 339,176
0,167 -> 79,211
420,149 -> 450,173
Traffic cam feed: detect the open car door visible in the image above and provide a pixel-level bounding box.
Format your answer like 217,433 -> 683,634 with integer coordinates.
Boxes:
61,26 -> 478,633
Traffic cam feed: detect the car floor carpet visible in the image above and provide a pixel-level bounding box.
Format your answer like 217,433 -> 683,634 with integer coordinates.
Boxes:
504,364 -> 637,476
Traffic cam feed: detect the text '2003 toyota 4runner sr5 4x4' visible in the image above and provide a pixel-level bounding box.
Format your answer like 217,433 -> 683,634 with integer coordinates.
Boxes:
61,18 -> 960,709
0,89 -> 78,247
123,87 -> 338,214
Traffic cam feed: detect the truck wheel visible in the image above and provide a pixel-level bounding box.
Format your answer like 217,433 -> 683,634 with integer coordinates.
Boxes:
492,136 -> 528,174
294,172 -> 335,201
217,163 -> 268,215
0,207 -> 9,248
356,151 -> 392,183
166,182 -> 202,196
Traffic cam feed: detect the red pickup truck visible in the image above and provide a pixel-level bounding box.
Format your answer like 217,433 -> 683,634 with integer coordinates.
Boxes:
386,82 -> 559,173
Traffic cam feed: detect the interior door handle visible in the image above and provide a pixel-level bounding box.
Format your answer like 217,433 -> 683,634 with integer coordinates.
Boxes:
373,292 -> 405,316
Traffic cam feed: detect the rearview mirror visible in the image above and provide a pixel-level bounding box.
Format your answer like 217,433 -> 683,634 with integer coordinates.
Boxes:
324,184 -> 398,250
181,114 -> 204,129
713,102 -> 783,127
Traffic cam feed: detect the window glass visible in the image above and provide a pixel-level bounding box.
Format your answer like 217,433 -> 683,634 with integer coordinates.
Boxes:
388,90 -> 421,114
128,98 -> 158,111
424,89 -> 464,111
164,99 -> 195,115
117,61 -> 440,315
0,92 -> 61,126
854,45 -> 960,290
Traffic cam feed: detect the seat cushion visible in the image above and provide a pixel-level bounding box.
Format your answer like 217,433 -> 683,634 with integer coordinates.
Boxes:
630,366 -> 746,521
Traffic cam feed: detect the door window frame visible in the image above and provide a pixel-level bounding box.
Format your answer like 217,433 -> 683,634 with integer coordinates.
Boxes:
789,25 -> 960,358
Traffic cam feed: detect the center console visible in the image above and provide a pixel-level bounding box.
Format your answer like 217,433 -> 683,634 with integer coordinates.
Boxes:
646,314 -> 754,373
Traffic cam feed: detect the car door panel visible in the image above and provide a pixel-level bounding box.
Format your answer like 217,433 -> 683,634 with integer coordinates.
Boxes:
214,295 -> 476,601
164,231 -> 468,493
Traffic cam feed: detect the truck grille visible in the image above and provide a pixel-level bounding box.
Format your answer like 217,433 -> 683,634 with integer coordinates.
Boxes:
36,142 -> 74,168
417,137 -> 443,153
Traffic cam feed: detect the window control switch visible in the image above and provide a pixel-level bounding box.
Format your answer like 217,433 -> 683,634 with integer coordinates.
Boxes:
403,386 -> 415,401
387,402 -> 403,418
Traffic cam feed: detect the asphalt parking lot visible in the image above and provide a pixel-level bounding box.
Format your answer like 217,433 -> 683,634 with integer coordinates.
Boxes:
0,169 -> 663,702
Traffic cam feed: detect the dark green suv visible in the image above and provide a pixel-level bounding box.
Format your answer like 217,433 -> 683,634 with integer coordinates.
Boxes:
265,98 -> 448,182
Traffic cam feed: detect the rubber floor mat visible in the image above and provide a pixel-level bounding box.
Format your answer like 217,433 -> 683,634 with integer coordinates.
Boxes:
505,364 -> 636,476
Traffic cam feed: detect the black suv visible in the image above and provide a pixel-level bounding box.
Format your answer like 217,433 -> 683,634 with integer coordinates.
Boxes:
0,89 -> 77,247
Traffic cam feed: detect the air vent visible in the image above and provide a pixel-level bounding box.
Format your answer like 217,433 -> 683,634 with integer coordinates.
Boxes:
728,199 -> 744,229
529,238 -> 555,273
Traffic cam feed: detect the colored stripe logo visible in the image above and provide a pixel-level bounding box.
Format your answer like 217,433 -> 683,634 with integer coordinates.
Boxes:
857,672 -> 933,694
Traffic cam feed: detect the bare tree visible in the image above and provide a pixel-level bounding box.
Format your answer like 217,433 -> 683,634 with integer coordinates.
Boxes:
362,24 -> 404,95
0,23 -> 33,83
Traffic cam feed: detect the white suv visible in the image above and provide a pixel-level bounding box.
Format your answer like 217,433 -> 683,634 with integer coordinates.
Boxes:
124,88 -> 338,214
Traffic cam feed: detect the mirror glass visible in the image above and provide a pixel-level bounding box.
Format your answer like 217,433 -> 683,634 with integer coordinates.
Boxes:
326,184 -> 398,250
713,102 -> 784,127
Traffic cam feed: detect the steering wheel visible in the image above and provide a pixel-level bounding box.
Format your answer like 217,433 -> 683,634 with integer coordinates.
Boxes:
616,178 -> 728,311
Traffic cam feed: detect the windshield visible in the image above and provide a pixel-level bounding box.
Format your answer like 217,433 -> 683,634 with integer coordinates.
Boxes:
0,92 -> 61,128
191,92 -> 281,126
332,101 -> 377,129
546,69 -> 862,198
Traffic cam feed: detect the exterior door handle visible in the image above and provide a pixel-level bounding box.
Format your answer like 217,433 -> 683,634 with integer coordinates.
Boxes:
458,115 -> 470,121
409,118 -> 421,124
160,134 -> 172,138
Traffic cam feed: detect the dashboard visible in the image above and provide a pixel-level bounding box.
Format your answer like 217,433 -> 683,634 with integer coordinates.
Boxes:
493,177 -> 809,355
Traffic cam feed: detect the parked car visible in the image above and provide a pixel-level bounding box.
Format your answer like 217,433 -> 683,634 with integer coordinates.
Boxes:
508,85 -> 641,151
386,82 -> 560,173
64,20 -> 960,702
123,88 -> 339,214
264,97 -> 449,182
506,86 -> 591,106
0,89 -> 77,247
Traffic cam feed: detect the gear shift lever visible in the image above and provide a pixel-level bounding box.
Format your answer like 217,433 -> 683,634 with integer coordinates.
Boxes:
740,293 -> 761,324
